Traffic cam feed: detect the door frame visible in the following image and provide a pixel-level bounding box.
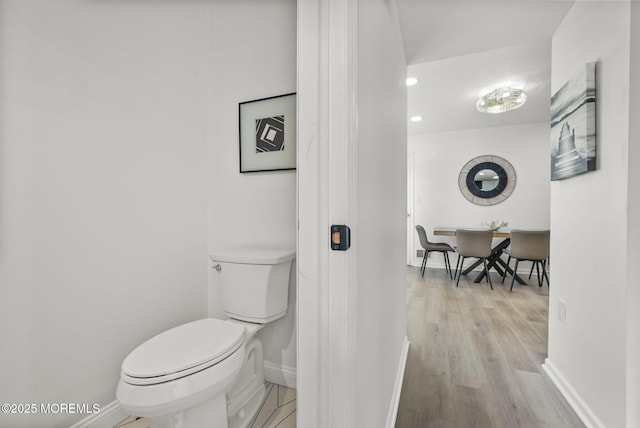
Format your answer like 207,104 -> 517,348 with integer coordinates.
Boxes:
296,0 -> 359,427
407,151 -> 415,265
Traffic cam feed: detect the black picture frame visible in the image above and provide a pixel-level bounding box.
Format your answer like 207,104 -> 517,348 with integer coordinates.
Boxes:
238,93 -> 296,173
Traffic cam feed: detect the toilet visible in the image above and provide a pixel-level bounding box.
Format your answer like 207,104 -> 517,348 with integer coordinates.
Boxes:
116,247 -> 295,428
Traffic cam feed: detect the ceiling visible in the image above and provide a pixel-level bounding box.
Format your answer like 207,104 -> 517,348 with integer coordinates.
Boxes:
396,0 -> 576,135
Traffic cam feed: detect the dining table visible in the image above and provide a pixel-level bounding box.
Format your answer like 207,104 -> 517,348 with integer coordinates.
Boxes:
433,227 -> 526,285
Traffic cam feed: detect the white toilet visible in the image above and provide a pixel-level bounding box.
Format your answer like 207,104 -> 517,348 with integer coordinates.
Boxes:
116,247 -> 295,428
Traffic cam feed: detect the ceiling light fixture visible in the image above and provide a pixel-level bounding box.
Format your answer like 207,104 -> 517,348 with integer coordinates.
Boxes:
410,115 -> 423,122
476,87 -> 527,114
406,77 -> 418,86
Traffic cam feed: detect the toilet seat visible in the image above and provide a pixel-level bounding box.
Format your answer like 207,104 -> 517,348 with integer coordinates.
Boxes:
121,318 -> 246,386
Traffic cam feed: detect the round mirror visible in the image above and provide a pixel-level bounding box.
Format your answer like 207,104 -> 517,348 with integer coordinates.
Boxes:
473,169 -> 500,191
459,155 -> 516,206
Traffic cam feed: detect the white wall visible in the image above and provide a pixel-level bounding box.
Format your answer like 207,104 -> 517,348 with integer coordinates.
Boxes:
627,5 -> 640,426
409,122 -> 551,267
355,1 -> 408,426
206,0 -> 298,379
0,1 -> 210,427
548,2 -> 631,427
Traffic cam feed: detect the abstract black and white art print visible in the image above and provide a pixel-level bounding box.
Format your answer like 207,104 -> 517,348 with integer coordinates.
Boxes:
550,63 -> 596,181
239,93 -> 296,173
255,115 -> 285,153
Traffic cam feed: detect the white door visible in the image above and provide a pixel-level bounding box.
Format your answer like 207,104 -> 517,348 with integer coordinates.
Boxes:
297,1 -> 358,426
297,1 -> 408,427
407,151 -> 415,265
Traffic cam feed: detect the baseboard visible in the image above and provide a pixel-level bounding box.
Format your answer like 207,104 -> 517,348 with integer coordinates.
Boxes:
69,400 -> 130,428
541,359 -> 605,428
263,360 -> 297,389
386,336 -> 410,428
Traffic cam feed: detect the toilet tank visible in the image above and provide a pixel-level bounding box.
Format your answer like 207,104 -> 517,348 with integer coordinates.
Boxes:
210,247 -> 295,324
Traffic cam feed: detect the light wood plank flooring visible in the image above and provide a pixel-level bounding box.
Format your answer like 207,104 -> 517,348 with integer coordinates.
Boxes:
395,266 -> 584,428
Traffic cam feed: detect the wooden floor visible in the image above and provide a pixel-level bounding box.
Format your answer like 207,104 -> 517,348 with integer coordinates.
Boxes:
395,266 -> 584,428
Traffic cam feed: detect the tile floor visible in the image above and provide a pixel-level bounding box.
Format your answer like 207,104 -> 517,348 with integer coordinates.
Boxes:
115,382 -> 296,428
249,382 -> 296,428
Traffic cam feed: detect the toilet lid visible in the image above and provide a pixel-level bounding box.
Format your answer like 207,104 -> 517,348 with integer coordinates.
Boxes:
122,318 -> 245,379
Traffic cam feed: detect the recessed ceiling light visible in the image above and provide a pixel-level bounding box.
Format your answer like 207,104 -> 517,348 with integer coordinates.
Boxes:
406,77 -> 418,86
410,116 -> 423,122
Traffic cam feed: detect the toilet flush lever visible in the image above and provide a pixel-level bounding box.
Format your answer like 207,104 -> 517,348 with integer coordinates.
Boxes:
212,264 -> 222,272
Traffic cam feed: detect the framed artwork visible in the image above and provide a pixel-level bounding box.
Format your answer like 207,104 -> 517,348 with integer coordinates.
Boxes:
550,62 -> 596,181
239,93 -> 296,173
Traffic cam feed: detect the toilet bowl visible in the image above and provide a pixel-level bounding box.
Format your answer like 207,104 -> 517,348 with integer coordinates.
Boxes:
116,247 -> 295,428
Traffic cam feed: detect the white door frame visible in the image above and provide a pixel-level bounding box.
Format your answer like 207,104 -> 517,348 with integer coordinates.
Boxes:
407,151 -> 415,265
297,0 -> 358,427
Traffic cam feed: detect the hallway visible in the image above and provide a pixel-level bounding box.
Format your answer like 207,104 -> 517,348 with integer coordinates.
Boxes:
395,266 -> 584,427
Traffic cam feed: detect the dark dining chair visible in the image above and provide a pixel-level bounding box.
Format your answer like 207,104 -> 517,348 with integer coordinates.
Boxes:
454,229 -> 494,289
415,225 -> 455,279
502,229 -> 550,291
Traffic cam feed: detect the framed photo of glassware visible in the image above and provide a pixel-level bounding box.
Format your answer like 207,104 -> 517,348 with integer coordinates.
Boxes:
238,93 -> 296,173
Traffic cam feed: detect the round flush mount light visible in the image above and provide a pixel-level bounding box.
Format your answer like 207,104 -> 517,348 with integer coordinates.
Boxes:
476,87 -> 527,114
410,115 -> 423,122
406,77 -> 418,86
